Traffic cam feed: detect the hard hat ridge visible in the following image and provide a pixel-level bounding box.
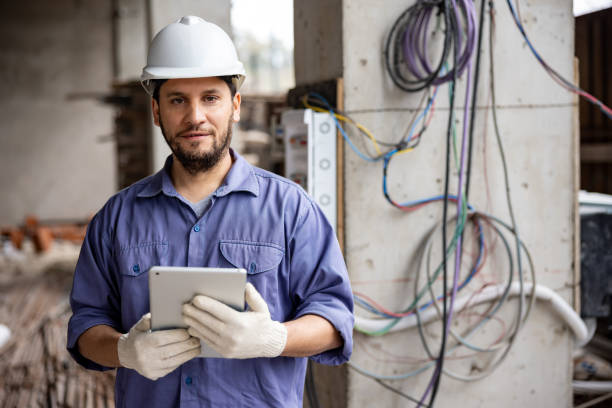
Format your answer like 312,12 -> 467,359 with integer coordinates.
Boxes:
141,16 -> 246,95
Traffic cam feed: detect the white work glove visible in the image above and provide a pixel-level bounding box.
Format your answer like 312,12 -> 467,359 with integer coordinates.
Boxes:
182,283 -> 288,359
117,313 -> 201,380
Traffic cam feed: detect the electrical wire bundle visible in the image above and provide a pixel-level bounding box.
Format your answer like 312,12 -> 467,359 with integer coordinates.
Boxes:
386,0 -> 478,405
300,0 -> 531,406
384,0 -> 477,92
302,89 -> 440,163
505,0 -> 612,120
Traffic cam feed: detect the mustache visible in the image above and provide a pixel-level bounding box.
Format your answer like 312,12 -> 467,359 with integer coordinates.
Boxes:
177,125 -> 215,136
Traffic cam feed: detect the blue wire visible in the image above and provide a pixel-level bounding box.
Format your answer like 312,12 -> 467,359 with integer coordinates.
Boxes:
405,86 -> 439,143
308,92 -> 383,162
309,84 -> 442,164
353,216 -> 484,320
505,0 -> 612,120
310,86 -> 485,322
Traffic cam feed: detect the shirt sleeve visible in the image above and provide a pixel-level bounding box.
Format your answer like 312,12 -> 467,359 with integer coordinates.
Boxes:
66,209 -> 121,371
289,198 -> 354,365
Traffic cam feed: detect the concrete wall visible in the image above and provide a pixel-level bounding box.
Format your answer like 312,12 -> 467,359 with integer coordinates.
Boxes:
115,0 -> 233,84
0,0 -> 233,226
115,0 -> 149,84
0,0 -> 116,226
342,1 -> 576,406
298,0 -> 577,406
293,0 -> 343,86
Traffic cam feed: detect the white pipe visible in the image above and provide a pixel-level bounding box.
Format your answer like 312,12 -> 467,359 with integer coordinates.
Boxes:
573,380 -> 612,395
355,283 -> 588,345
0,324 -> 10,349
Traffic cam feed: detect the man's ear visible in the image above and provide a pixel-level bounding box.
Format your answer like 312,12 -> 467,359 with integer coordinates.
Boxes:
152,99 -> 160,127
232,92 -> 241,122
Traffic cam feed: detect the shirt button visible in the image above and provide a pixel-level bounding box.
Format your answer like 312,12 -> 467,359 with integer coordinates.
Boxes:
132,264 -> 140,273
185,376 -> 192,385
193,225 -> 200,232
249,262 -> 256,273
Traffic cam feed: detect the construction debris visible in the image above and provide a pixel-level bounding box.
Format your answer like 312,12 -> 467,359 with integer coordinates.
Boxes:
1,216 -> 89,253
0,241 -> 116,407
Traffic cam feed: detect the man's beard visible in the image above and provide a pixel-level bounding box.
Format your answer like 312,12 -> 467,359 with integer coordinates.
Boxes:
160,114 -> 233,175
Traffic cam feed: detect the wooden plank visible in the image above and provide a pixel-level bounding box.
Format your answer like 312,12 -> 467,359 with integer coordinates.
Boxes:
575,12 -> 590,132
573,57 -> 581,313
309,76 -> 349,408
592,18 -> 604,129
336,77 -> 345,254
607,13 -> 612,145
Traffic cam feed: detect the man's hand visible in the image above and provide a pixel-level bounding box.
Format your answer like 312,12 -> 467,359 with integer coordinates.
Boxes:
117,313 -> 201,380
182,283 -> 287,359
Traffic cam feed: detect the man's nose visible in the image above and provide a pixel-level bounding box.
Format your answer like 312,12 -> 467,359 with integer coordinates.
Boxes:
186,101 -> 207,126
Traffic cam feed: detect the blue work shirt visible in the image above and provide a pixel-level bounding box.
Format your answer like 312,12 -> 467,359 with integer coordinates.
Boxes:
67,151 -> 354,408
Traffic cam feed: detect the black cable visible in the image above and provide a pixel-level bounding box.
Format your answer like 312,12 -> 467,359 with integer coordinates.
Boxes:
426,0 -> 458,405
375,379 -> 430,407
464,0 -> 487,200
384,1 -> 452,92
488,0 -> 525,335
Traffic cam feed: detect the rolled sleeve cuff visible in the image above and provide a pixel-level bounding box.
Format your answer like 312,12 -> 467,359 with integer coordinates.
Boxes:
67,315 -> 121,371
294,304 -> 354,366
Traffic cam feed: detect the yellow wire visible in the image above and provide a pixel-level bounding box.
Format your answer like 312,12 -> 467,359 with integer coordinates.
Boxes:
395,148 -> 414,156
302,96 -> 383,156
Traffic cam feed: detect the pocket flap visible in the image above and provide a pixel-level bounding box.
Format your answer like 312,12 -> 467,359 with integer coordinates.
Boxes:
119,242 -> 168,276
219,241 -> 284,274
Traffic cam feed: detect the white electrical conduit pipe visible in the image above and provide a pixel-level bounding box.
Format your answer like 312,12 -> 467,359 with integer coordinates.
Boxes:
355,282 -> 589,346
0,324 -> 11,349
573,381 -> 612,395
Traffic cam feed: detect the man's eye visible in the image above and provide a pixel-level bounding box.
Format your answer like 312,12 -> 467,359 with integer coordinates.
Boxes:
170,98 -> 184,104
205,96 -> 219,103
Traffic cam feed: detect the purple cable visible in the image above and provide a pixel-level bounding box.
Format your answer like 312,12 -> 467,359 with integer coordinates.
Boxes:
417,61 -> 474,408
415,2 -> 476,406
448,60 -> 474,358
402,0 -> 477,85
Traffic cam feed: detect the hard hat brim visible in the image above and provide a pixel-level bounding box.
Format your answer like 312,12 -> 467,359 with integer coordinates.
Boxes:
141,66 -> 246,95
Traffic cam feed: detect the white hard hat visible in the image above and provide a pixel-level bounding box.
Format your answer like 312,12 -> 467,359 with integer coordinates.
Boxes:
141,15 -> 246,95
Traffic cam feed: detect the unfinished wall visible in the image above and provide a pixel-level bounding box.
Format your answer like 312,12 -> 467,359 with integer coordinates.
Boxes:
293,0 -> 343,86
342,0 -> 576,407
115,0 -> 149,84
298,0 -> 577,406
0,0 -> 116,226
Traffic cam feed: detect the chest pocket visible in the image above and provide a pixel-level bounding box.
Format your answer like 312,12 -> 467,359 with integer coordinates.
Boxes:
219,240 -> 284,317
219,240 -> 284,274
118,241 -> 169,277
117,241 -> 169,330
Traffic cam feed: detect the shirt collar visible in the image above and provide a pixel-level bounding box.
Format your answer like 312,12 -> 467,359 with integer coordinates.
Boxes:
136,149 -> 259,199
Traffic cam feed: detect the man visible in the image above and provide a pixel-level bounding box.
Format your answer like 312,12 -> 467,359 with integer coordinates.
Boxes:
67,15 -> 354,407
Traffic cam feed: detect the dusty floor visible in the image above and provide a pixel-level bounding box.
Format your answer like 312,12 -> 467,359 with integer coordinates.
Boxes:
0,240 -> 116,407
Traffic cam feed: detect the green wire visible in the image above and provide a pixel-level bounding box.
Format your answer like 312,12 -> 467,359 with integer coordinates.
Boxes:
356,200 -> 469,336
356,79 -> 474,336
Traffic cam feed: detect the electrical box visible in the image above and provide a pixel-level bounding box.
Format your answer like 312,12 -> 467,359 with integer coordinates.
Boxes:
280,109 -> 337,230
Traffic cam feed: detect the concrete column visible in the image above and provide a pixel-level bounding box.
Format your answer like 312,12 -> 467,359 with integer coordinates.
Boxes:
341,0 -> 576,406
114,0 -> 148,83
293,0 -> 343,86
297,0 -> 577,406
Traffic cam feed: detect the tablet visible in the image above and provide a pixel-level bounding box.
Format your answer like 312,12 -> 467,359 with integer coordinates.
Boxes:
149,266 -> 247,358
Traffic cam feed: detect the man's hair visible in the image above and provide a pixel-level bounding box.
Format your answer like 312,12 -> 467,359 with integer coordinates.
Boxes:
152,76 -> 238,103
